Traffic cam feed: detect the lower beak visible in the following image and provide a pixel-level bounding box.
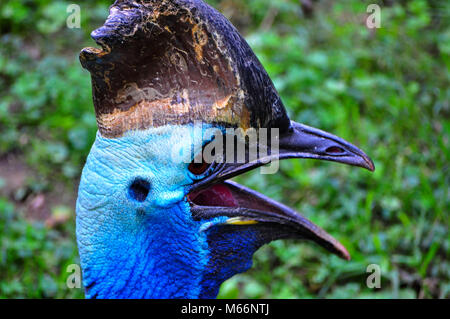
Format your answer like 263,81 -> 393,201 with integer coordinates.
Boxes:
190,180 -> 350,260
188,120 -> 374,259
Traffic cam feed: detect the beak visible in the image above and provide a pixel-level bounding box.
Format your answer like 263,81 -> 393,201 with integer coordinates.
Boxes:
278,121 -> 374,171
188,121 -> 374,260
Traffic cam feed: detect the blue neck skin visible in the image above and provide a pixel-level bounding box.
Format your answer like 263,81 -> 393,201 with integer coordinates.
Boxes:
76,125 -> 261,298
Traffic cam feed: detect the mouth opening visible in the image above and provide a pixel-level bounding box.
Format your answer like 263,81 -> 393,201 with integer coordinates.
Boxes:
188,184 -> 238,208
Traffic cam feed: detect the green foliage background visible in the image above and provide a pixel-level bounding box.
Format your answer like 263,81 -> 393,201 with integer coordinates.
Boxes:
0,0 -> 448,298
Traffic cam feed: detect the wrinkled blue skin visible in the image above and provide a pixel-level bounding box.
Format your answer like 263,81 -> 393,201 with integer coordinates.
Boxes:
76,124 -> 261,299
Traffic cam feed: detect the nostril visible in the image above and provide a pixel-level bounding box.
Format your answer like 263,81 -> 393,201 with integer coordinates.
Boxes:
128,178 -> 151,202
326,146 -> 345,154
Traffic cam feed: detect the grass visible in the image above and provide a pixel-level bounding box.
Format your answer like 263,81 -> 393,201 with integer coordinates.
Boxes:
0,0 -> 448,298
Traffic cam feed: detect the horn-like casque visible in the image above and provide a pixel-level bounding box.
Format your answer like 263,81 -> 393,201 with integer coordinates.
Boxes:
80,0 -> 290,137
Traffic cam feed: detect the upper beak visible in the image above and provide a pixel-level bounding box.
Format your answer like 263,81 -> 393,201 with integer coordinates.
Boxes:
194,120 -> 374,188
278,121 -> 374,171
188,120 -> 374,260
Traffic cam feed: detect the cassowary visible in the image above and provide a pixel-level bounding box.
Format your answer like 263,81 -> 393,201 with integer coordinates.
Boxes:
76,0 -> 374,299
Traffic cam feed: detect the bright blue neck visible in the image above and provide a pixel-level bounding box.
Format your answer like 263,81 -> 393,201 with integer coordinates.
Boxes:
76,126 -> 259,298
77,201 -> 208,298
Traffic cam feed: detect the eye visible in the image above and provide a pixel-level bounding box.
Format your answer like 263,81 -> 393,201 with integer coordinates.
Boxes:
188,160 -> 210,176
188,142 -> 217,180
128,178 -> 151,202
188,150 -> 214,179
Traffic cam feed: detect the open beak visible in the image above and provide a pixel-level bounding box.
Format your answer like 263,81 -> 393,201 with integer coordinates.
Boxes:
188,121 -> 374,260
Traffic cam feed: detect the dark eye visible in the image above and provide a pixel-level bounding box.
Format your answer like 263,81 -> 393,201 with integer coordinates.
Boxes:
188,159 -> 211,176
128,178 -> 151,202
188,143 -> 217,179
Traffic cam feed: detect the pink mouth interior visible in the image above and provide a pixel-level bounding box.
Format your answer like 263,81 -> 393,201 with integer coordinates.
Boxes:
189,184 -> 238,207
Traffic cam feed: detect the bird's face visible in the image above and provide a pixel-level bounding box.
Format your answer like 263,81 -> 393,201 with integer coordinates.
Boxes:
76,121 -> 373,298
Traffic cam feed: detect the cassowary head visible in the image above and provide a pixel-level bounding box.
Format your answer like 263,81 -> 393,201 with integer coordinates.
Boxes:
76,0 -> 374,299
